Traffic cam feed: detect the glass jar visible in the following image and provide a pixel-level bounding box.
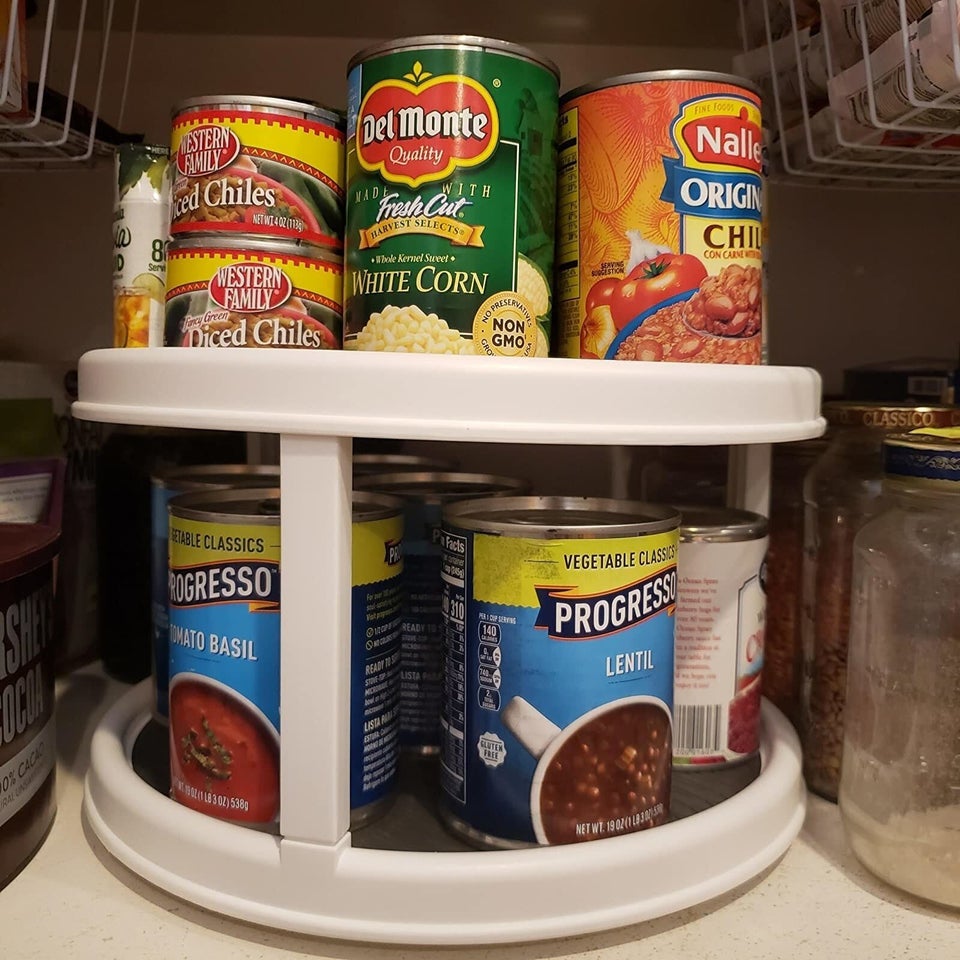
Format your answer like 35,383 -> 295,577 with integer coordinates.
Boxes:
801,403 -> 960,800
840,429 -> 960,907
763,439 -> 827,726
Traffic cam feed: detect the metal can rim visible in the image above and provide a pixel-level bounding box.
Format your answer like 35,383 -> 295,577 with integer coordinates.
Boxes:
560,70 -> 762,106
443,496 -> 679,538
347,35 -> 560,80
166,234 -> 343,265
152,464 -> 281,496
352,490 -> 405,522
672,505 -> 768,542
355,471 -> 529,505
172,95 -> 344,129
169,486 -> 282,524
352,453 -> 458,474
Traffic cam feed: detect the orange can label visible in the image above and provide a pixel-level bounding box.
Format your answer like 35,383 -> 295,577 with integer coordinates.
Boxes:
557,77 -> 764,364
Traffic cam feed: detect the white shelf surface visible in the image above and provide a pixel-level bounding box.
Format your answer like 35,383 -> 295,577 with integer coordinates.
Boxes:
73,349 -> 825,445
10,668 -> 958,959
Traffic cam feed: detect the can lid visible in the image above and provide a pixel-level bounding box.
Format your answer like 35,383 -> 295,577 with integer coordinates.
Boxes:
672,505 -> 768,542
560,70 -> 762,106
153,464 -> 281,495
443,496 -> 679,538
0,523 -> 60,581
347,35 -> 560,80
352,490 -> 405,522
166,233 -> 343,263
883,427 -> 960,490
172,95 -> 344,128
169,487 -> 283,523
353,453 -> 457,475
823,401 -> 960,430
355,471 -> 529,504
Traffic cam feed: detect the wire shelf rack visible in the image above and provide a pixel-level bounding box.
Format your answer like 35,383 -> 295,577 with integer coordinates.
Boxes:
737,0 -> 960,186
0,0 -> 138,166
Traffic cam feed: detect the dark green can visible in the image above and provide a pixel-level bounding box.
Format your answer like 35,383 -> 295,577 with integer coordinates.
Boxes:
345,36 -> 559,358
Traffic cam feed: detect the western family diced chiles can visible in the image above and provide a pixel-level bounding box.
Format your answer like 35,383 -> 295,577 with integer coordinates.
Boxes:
439,497 -> 679,848
150,466 -> 280,724
113,144 -> 169,348
350,492 -> 404,825
344,36 -> 559,357
168,488 -> 282,827
354,472 -> 528,755
557,72 -> 764,364
669,507 -> 768,767
164,236 -> 342,349
170,95 -> 344,250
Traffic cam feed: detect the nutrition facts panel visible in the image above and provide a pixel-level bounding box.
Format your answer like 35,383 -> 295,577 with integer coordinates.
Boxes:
439,530 -> 467,802
555,106 -> 580,304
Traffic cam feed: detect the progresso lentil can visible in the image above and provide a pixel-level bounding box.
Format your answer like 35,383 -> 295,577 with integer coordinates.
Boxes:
167,488 -> 282,827
164,235 -> 342,349
439,497 -> 679,848
351,492 -> 404,826
354,472 -> 528,754
668,507 -> 768,767
170,95 -> 344,249
344,36 -> 559,357
150,466 -> 280,724
557,72 -> 764,364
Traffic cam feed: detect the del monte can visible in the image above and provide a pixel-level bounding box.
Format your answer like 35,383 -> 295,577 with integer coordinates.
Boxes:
345,36 -> 559,357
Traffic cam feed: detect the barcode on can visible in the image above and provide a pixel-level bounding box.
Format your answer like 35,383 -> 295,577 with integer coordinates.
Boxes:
674,704 -> 722,754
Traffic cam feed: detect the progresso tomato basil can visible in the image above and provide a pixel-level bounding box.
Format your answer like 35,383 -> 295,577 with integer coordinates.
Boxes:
557,72 -> 764,364
354,472 -> 528,755
150,465 -> 280,724
439,497 -> 679,848
170,96 -> 344,250
344,36 -> 558,357
668,507 -> 768,767
164,235 -> 342,349
168,488 -> 282,828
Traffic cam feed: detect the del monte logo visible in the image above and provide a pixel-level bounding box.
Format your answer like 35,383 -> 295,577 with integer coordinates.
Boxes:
209,261 -> 292,312
356,60 -> 499,188
177,124 -> 242,177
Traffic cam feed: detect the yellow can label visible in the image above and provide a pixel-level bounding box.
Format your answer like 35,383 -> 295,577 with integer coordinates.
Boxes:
171,106 -> 344,248
164,244 -> 342,349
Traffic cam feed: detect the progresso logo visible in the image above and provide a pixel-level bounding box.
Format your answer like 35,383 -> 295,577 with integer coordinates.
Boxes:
534,567 -> 677,641
169,561 -> 279,610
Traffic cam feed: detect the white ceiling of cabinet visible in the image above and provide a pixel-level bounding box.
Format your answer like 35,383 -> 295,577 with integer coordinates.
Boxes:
47,0 -> 741,47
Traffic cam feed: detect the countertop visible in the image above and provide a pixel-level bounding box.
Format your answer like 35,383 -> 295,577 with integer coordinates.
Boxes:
3,667 -> 957,960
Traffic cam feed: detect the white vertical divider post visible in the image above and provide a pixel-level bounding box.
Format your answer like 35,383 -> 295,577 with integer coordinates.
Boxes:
727,443 -> 772,516
279,433 -> 352,845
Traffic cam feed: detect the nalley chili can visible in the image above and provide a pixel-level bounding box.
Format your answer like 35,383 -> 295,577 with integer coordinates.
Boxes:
170,96 -> 344,250
669,506 -> 768,767
439,496 -> 679,848
557,72 -> 764,364
168,488 -> 281,828
344,36 -> 559,357
164,236 -> 342,349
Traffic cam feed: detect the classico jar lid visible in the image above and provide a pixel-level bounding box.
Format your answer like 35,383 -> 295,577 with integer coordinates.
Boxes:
883,427 -> 960,490
823,401 -> 960,431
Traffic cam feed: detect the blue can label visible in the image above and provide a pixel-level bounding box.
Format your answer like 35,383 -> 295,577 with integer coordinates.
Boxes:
440,524 -> 677,845
168,514 -> 280,824
351,513 -> 404,810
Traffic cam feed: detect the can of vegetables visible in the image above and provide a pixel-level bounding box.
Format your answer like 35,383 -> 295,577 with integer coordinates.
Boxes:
164,235 -> 342,349
170,95 -> 344,250
557,72 -> 764,364
344,36 -> 558,357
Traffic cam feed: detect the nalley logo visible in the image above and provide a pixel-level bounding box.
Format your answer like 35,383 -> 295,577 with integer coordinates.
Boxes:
209,262 -> 292,312
676,99 -> 763,174
356,60 -> 499,189
177,124 -> 241,177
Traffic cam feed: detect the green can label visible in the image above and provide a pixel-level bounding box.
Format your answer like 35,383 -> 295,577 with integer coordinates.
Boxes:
345,45 -> 558,357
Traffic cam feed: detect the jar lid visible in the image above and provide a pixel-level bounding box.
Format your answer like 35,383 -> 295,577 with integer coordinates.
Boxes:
824,401 -> 960,431
883,428 -> 960,489
0,523 -> 60,581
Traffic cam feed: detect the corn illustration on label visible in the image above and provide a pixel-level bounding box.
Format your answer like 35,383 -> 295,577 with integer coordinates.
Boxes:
558,77 -> 765,365
170,106 -> 344,249
345,46 -> 558,356
164,244 -> 343,349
